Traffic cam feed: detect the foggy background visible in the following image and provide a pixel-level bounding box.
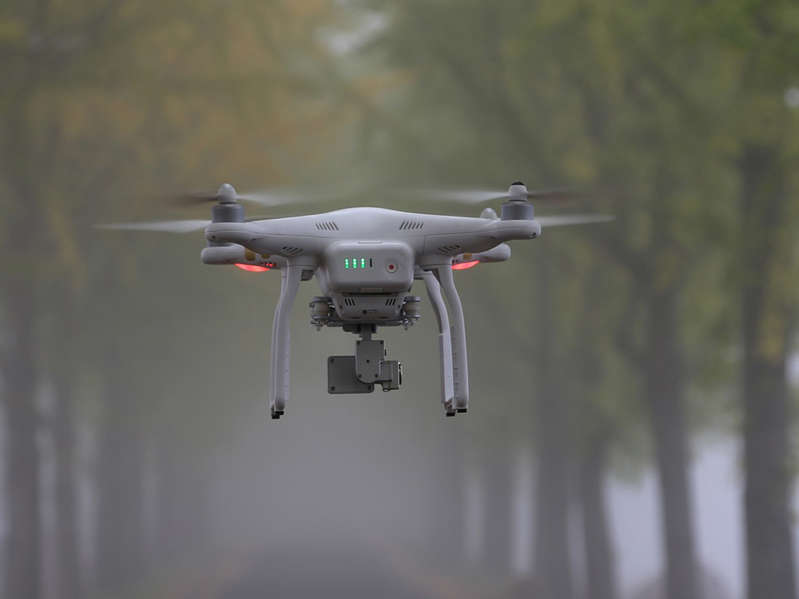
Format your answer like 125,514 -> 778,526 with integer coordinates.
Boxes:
1,1 -> 798,598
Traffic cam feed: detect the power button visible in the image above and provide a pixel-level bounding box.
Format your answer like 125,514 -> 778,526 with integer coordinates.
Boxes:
386,261 -> 398,273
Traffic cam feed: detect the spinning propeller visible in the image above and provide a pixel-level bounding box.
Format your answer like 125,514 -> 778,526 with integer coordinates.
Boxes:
97,181 -> 614,232
400,181 -> 613,227
166,182 -> 340,208
400,181 -> 586,204
97,183 -> 297,233
97,219 -> 211,233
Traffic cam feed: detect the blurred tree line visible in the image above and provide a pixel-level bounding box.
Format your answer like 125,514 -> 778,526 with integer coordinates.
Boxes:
354,1 -> 799,598
0,1 -> 356,597
0,1 -> 798,599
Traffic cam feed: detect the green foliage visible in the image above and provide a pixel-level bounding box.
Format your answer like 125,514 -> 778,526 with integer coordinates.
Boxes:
0,0 -> 353,457
346,0 -> 799,471
2,1 -> 799,591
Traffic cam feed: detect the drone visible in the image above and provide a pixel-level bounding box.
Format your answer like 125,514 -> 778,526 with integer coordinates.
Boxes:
102,181 -> 612,419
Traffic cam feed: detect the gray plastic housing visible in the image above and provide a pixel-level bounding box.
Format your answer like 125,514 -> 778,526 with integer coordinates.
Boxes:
327,356 -> 374,394
201,243 -> 275,267
323,241 -> 414,293
327,335 -> 403,394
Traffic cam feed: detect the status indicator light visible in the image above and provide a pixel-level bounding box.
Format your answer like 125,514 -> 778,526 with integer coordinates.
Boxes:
452,260 -> 480,270
344,257 -> 374,269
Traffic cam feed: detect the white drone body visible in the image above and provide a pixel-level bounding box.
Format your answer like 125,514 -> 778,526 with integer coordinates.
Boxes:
104,182 -> 612,419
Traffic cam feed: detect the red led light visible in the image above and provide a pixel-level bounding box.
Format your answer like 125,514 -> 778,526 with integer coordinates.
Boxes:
235,263 -> 271,272
452,260 -> 480,271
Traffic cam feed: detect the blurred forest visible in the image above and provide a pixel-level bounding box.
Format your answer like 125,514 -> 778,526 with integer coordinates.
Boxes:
1,1 -> 799,598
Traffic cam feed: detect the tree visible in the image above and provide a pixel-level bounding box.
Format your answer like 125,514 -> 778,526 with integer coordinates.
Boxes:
689,3 -> 799,596
732,17 -> 799,595
356,3 -> 713,597
1,1 -> 354,595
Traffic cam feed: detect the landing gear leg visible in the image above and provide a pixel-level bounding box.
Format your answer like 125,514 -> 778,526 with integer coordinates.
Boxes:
422,270 -> 456,416
269,263 -> 302,418
435,265 -> 470,413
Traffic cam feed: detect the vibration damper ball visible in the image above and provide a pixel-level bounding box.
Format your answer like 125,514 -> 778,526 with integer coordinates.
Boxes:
403,296 -> 421,319
310,297 -> 331,319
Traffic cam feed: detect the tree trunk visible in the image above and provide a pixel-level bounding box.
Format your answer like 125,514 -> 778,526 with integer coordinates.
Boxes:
52,371 -> 81,599
483,446 -> 511,576
2,81 -> 44,599
534,259 -> 574,599
462,451 -> 485,566
579,436 -> 617,599
740,143 -> 796,599
742,352 -> 795,599
3,287 -> 42,599
646,289 -> 699,599
154,439 -> 179,566
95,371 -> 146,592
428,431 -> 461,568
155,438 -> 212,568
534,410 -> 573,599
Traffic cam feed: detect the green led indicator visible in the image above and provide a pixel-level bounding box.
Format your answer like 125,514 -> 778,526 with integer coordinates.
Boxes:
345,258 -> 349,269
361,258 -> 366,268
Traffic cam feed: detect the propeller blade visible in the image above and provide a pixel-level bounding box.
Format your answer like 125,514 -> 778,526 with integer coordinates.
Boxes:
96,219 -> 210,233
238,186 -> 368,207
165,189 -> 349,209
403,189 -> 509,203
168,192 -> 222,207
164,181 -> 380,210
398,187 -> 586,204
537,214 -> 615,227
236,190 -> 306,207
166,183 -> 249,207
525,187 -> 588,200
166,191 -> 290,208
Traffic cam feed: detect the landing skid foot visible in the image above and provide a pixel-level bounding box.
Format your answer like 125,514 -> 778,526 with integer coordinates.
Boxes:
444,399 -> 456,418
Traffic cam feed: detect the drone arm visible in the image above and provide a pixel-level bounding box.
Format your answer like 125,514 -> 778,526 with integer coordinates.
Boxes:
269,262 -> 302,417
453,243 -> 511,267
489,219 -> 541,243
422,271 -> 455,414
435,265 -> 469,412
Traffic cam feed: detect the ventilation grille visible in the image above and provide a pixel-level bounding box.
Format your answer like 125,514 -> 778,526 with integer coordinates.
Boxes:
281,246 -> 303,256
399,219 -> 424,231
438,244 -> 462,256
385,297 -> 398,306
315,220 -> 339,231
343,297 -> 358,307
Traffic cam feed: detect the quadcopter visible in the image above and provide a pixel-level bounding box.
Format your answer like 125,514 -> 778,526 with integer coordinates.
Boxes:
103,181 -> 612,419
